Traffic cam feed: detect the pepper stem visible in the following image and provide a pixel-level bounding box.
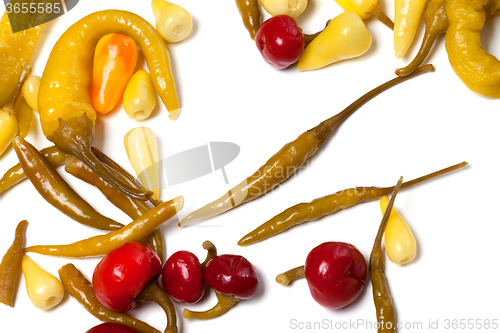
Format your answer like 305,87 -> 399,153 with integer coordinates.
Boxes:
200,241 -> 217,269
395,29 -> 442,76
3,66 -> 32,113
374,8 -> 394,30
136,280 -> 178,333
183,291 -> 240,320
303,20 -> 331,49
309,64 -> 434,146
276,265 -> 305,286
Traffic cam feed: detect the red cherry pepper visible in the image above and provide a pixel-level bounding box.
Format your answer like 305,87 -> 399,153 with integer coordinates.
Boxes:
92,242 -> 178,333
162,251 -> 205,304
255,15 -> 304,70
93,242 -> 162,311
183,253 -> 259,320
305,242 -> 367,310
85,323 -> 139,333
276,242 -> 367,310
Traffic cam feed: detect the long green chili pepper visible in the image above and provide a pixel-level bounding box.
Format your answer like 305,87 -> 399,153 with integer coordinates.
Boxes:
11,136 -> 123,231
64,155 -> 165,262
135,280 -> 178,333
59,263 -> 162,333
235,0 -> 262,40
26,196 -> 184,258
179,65 -> 435,227
370,177 -> 402,333
238,161 -> 467,246
0,145 -> 65,195
395,0 -> 448,76
0,220 -> 27,307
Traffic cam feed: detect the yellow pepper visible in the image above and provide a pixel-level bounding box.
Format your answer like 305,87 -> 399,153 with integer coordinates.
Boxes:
0,11 -> 43,108
297,12 -> 371,72
22,255 -> 65,310
445,0 -> 500,97
394,0 -> 426,58
125,127 -> 161,201
259,0 -> 308,18
22,75 -> 41,113
15,95 -> 33,138
332,0 -> 393,29
123,70 -> 157,120
380,196 -> 417,265
0,67 -> 31,157
151,0 -> 193,43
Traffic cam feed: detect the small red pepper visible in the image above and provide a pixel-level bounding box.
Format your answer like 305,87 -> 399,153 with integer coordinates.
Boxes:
162,251 -> 205,304
86,323 -> 139,333
92,33 -> 139,114
255,15 -> 304,70
92,242 -> 178,333
183,254 -> 259,319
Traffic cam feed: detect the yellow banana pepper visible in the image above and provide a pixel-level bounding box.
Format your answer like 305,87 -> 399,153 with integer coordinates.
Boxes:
380,196 -> 417,265
22,75 -> 41,113
445,0 -> 500,97
332,0 -> 394,29
394,0 -> 426,58
123,70 -> 156,120
259,0 -> 308,19
125,127 -> 161,201
297,12 -> 371,72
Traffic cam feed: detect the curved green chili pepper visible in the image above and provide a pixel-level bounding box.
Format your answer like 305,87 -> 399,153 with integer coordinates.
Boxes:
12,136 -> 123,231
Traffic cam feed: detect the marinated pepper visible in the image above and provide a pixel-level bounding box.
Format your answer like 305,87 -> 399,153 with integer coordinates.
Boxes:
179,65 -> 434,227
333,0 -> 394,29
26,196 -> 184,258
59,263 -> 162,333
235,0 -> 262,39
238,161 -> 467,245
0,220 -> 27,307
394,0 -> 426,58
151,0 -> 193,43
12,136 -> 123,231
39,10 -> 179,201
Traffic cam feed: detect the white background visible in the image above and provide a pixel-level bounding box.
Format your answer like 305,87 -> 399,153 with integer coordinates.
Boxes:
1,0 -> 500,332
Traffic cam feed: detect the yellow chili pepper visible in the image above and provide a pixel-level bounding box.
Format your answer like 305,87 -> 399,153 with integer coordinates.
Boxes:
22,255 -> 64,310
151,0 -> 193,43
92,34 -> 139,114
124,127 -> 161,200
297,12 -> 371,72
22,75 -> 41,113
15,95 -> 33,138
0,66 -> 31,157
332,0 -> 394,29
0,10 -> 43,108
380,196 -> 417,265
123,70 -> 157,120
38,10 -> 179,200
26,196 -> 183,258
259,0 -> 308,18
445,0 -> 500,97
394,0 -> 426,58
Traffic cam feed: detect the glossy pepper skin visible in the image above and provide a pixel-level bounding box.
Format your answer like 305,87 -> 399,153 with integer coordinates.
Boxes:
333,0 -> 393,29
64,155 -> 165,263
162,251 -> 205,304
297,12 -> 371,72
93,242 -> 162,312
0,10 -> 43,108
179,65 -> 434,228
255,15 -> 304,70
204,255 -> 259,300
394,0 -> 426,58
235,0 -> 262,39
59,263 -> 162,333
0,145 -> 65,195
12,136 -> 123,231
86,323 -> 139,333
239,161 -> 467,246
305,242 -> 367,309
445,0 -> 500,97
38,10 -> 179,200
92,34 -> 139,114
370,178 -> 403,333
26,196 -> 184,258
0,220 -> 27,307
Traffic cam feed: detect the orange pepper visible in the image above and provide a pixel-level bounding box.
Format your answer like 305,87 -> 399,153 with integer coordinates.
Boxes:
92,33 -> 139,114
